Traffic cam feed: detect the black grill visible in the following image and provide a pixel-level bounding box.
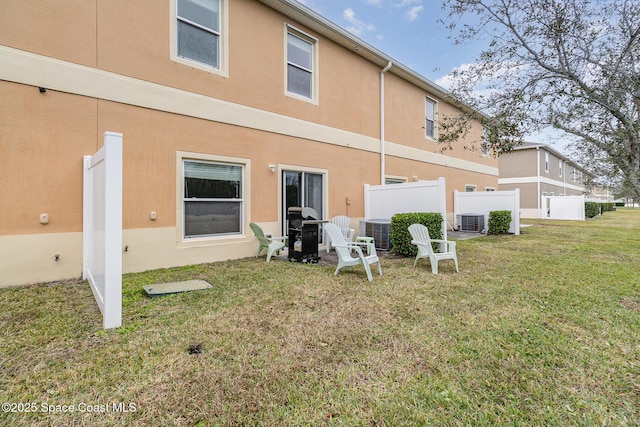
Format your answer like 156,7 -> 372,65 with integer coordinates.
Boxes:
287,207 -> 322,263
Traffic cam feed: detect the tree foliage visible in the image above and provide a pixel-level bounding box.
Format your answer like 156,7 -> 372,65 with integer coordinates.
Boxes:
440,0 -> 640,200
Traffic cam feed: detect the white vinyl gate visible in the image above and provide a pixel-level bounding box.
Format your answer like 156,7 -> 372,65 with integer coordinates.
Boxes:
83,132 -> 123,329
542,195 -> 585,220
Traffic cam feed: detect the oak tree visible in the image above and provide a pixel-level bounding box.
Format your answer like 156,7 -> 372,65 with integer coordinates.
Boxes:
440,0 -> 640,200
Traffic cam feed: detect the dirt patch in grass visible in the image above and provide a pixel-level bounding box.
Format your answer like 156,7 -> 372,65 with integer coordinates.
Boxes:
621,298 -> 640,313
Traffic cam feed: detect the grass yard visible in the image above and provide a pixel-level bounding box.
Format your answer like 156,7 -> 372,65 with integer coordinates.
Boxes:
1,210 -> 639,426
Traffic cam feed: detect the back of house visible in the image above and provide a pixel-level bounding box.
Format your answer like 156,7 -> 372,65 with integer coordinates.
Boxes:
0,0 -> 498,286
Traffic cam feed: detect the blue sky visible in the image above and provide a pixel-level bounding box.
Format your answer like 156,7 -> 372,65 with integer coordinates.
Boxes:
295,0 -> 482,87
296,0 -> 570,153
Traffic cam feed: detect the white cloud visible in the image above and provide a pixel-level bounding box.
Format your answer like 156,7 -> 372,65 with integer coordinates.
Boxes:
434,74 -> 455,90
362,0 -> 384,5
436,62 -> 528,101
404,5 -> 424,21
435,63 -> 484,89
394,0 -> 424,21
342,8 -> 376,36
395,0 -> 422,7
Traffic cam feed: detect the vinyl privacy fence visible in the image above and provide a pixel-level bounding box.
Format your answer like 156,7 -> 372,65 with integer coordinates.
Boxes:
454,189 -> 521,234
82,132 -> 122,329
542,195 -> 585,220
363,178 -> 448,237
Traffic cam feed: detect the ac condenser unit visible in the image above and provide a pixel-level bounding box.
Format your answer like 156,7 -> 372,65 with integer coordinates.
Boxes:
359,219 -> 392,251
456,214 -> 484,232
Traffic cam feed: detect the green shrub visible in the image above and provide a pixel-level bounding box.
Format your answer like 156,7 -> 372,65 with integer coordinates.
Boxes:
585,202 -> 600,218
390,212 -> 443,257
487,210 -> 512,234
602,202 -> 614,212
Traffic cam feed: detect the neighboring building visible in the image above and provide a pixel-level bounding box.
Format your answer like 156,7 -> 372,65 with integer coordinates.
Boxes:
498,142 -> 591,218
0,0 -> 498,286
589,186 -> 615,203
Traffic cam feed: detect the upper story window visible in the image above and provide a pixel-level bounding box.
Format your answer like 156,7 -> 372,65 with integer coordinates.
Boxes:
425,98 -> 436,139
481,128 -> 489,157
286,26 -> 317,101
559,160 -> 563,177
177,0 -> 220,68
544,152 -> 549,173
171,0 -> 227,76
465,185 -> 476,192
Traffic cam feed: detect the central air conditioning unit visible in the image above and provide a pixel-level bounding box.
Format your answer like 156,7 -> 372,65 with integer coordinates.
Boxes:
359,219 -> 392,251
456,214 -> 484,232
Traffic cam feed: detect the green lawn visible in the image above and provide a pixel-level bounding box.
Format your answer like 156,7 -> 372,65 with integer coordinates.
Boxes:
1,210 -> 639,426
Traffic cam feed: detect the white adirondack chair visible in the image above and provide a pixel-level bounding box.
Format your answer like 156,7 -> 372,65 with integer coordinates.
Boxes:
325,215 -> 356,252
408,223 -> 459,274
324,223 -> 382,281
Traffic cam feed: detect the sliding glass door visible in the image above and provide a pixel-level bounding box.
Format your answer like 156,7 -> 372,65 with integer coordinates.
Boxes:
282,170 -> 324,236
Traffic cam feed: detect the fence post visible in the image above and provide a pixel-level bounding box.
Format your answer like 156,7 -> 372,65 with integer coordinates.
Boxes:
102,132 -> 122,329
453,190 -> 459,231
363,184 -> 370,219
82,155 -> 92,280
513,188 -> 521,235
437,177 -> 447,240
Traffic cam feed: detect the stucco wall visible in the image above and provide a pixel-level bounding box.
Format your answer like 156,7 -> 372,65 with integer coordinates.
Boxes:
0,0 -> 499,286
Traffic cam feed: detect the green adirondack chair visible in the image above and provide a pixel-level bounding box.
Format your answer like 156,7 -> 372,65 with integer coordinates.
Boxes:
249,222 -> 287,262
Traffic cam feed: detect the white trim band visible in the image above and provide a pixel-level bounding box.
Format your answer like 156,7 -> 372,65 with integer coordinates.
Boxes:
1,45 -> 496,176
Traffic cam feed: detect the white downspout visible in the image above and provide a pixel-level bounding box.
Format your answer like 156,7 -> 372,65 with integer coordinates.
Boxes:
536,147 -> 541,218
380,61 -> 392,185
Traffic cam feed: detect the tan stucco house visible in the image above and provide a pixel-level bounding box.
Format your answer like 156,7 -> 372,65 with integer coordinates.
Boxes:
0,0 -> 498,286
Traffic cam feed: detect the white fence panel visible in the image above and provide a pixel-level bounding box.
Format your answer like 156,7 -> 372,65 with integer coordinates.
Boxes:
454,189 -> 521,234
83,132 -> 122,329
364,177 -> 447,237
543,195 -> 585,220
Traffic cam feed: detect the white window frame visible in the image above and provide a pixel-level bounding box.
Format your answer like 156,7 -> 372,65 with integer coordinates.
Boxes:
481,128 -> 489,157
559,160 -> 563,177
544,152 -> 549,173
170,0 -> 229,77
176,151 -> 250,246
425,97 -> 437,140
465,185 -> 477,192
285,25 -> 319,104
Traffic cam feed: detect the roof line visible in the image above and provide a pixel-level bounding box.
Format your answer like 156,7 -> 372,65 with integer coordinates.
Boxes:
258,0 -> 487,118
515,142 -> 580,167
